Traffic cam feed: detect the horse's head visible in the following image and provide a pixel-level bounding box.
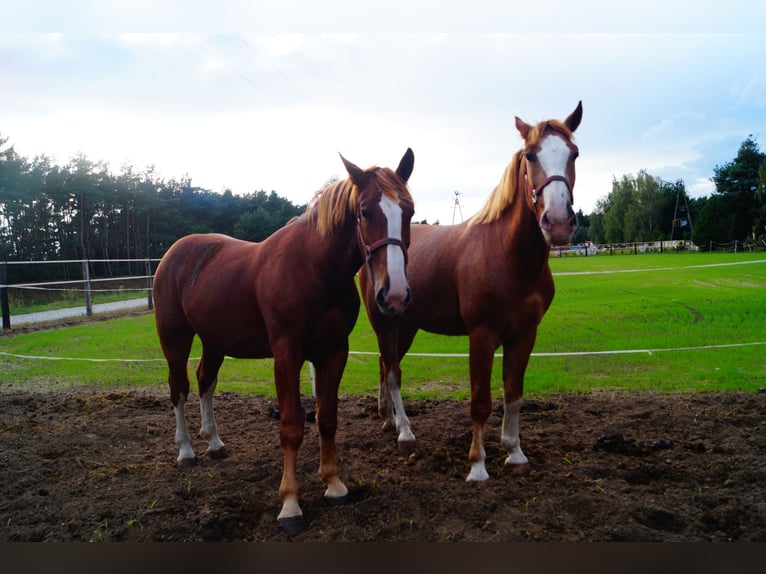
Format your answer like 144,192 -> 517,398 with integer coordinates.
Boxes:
516,101 -> 582,246
341,149 -> 415,315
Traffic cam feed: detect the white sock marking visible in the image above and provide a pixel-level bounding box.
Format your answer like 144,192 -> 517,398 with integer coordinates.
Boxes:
174,394 -> 195,463
502,398 -> 528,466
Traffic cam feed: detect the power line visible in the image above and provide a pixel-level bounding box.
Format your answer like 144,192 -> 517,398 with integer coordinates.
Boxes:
233,33 -> 318,105
184,34 -> 281,105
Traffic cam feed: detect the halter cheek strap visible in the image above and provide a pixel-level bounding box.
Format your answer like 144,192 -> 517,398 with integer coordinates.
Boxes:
528,174 -> 573,205
356,217 -> 408,265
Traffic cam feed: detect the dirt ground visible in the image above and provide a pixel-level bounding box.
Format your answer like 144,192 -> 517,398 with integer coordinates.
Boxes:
1,385 -> 765,542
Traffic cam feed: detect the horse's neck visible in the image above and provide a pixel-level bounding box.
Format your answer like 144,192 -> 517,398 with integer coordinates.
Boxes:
313,220 -> 363,280
500,181 -> 551,272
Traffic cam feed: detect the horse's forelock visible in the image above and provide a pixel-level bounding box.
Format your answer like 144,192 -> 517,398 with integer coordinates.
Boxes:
526,119 -> 574,148
376,167 -> 414,211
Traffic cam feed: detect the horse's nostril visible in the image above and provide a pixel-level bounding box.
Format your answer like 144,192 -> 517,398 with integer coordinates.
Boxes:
375,284 -> 411,315
376,287 -> 388,309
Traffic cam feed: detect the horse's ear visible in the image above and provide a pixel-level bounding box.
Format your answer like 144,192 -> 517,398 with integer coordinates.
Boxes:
396,148 -> 414,182
340,153 -> 371,189
565,101 -> 583,133
515,116 -> 532,140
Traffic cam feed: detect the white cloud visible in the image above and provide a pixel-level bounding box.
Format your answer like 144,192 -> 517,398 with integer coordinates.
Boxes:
2,31 -> 766,224
733,75 -> 766,107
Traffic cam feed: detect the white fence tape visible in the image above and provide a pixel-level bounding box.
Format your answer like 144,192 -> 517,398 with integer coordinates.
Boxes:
2,258 -> 763,363
2,341 -> 765,363
553,258 -> 766,276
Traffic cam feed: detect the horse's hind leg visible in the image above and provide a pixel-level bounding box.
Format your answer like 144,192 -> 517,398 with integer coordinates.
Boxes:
157,324 -> 197,467
196,347 -> 227,459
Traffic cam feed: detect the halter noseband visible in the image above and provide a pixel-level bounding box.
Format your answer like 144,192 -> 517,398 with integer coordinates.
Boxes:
527,174 -> 573,205
356,216 -> 408,266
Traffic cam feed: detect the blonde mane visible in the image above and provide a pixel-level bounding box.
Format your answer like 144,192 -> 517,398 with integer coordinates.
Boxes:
306,178 -> 359,237
469,119 -> 574,227
305,167 -> 413,237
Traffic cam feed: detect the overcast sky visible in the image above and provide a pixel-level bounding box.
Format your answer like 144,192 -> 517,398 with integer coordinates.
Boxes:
2,3 -> 765,225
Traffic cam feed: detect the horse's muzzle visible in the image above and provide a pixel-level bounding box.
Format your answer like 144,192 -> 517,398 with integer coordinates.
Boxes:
541,205 -> 578,246
375,283 -> 412,316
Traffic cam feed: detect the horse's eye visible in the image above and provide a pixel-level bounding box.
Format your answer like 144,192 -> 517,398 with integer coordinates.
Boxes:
572,150 -> 579,160
360,209 -> 370,221
525,152 -> 537,162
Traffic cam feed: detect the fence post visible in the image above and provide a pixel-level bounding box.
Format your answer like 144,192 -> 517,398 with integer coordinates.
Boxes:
145,258 -> 154,311
1,260 -> 10,330
82,259 -> 93,317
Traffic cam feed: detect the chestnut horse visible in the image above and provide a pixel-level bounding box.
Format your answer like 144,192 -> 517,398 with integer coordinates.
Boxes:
360,102 -> 582,482
153,149 -> 414,534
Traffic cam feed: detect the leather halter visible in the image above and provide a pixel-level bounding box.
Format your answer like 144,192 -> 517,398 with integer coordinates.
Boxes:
356,216 -> 408,266
527,174 -> 573,206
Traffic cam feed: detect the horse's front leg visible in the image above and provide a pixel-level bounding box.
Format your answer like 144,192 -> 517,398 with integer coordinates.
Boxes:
377,326 -> 416,452
466,329 -> 498,482
313,348 -> 350,505
500,332 -> 536,473
377,354 -> 396,431
273,350 -> 307,535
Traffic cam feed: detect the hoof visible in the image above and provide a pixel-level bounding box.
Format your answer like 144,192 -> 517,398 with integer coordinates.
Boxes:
177,456 -> 197,469
506,462 -> 530,476
278,515 -> 305,536
207,446 -> 229,460
397,440 -> 416,455
324,493 -> 349,507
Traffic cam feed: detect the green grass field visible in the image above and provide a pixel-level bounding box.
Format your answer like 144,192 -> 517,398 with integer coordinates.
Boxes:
1,251 -> 765,400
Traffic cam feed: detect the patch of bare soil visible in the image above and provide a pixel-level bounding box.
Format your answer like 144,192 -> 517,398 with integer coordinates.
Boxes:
1,388 -> 764,541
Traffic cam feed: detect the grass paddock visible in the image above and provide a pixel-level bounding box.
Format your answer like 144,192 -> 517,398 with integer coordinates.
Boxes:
1,251 -> 764,399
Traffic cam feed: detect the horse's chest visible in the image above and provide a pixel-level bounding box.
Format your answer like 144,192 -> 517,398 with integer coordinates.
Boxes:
477,282 -> 552,333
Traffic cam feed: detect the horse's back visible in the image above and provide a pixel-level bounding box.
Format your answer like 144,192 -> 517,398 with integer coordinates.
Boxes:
396,223 -> 472,335
155,233 -> 255,301
154,234 -> 271,353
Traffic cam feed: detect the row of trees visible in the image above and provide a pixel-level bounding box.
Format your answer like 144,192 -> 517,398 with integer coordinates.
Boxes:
0,134 -> 305,272
576,136 -> 766,248
2,131 -> 765,277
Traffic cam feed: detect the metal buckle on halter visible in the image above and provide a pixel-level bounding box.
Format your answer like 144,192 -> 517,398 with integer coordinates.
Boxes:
528,175 -> 572,205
